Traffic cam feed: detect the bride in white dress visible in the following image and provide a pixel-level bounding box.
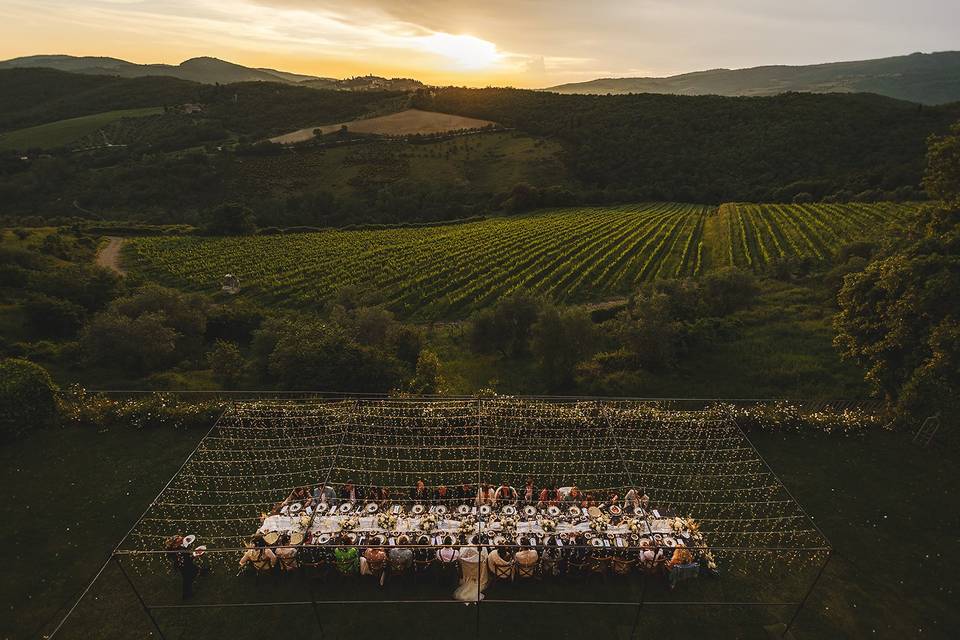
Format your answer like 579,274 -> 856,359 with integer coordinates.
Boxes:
453,544 -> 489,601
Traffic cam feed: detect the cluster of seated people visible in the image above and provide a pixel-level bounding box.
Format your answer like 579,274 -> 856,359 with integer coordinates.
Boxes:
276,478 -> 651,513
239,529 -> 701,589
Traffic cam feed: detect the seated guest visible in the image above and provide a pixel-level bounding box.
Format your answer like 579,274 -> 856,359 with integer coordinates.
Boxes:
410,479 -> 430,502
487,545 -> 515,580
515,539 -> 539,578
457,483 -> 474,502
239,536 -> 276,573
608,492 -> 620,507
537,484 -> 558,507
667,545 -> 694,569
540,538 -> 562,577
334,535 -> 359,575
521,478 -> 536,504
362,539 -> 387,583
565,486 -> 582,505
494,481 -> 517,504
476,484 -> 495,506
274,534 -> 298,572
623,488 -> 640,512
437,536 -> 460,564
434,484 -> 451,504
314,484 -> 336,504
339,481 -> 360,503
366,485 -> 383,502
639,488 -> 650,509
637,547 -> 657,572
389,535 -> 414,574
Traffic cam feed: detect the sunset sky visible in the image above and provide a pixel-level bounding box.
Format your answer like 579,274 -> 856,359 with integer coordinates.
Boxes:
1,0 -> 957,87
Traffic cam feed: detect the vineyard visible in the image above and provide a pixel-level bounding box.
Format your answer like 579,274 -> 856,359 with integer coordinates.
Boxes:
125,202 -> 915,320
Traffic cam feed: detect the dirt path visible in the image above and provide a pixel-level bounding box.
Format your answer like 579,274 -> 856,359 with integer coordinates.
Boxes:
96,236 -> 126,275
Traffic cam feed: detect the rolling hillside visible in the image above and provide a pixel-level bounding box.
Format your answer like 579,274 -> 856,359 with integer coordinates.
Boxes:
124,202 -> 915,320
546,51 -> 960,105
0,55 -> 425,91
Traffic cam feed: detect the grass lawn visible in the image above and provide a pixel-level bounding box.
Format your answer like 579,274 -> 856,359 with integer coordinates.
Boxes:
3,421 -> 956,639
0,107 -> 163,151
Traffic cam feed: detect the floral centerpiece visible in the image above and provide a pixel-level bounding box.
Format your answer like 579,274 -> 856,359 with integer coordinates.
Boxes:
377,512 -> 398,530
419,513 -> 439,533
458,516 -> 476,536
670,517 -> 687,533
339,516 -> 359,532
626,517 -> 643,534
588,511 -> 611,534
540,518 -> 557,533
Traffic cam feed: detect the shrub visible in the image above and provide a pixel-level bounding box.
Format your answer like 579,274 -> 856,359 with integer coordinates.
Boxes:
0,358 -> 59,440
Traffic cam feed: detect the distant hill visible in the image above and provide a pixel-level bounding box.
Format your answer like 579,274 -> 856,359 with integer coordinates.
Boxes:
0,54 -> 426,91
545,51 -> 960,105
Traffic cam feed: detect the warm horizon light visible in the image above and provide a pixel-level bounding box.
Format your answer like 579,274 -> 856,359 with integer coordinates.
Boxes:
0,0 -> 957,87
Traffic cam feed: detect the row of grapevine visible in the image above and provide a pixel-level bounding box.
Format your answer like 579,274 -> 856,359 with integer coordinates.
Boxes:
126,202 -> 916,320
719,202 -> 915,270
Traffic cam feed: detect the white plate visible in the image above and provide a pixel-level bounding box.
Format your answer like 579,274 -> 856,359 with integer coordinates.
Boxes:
339,502 -> 354,514
435,505 -> 447,515
411,504 -> 425,515
315,503 -> 328,514
366,502 -> 378,513
523,505 -> 537,517
289,503 -> 302,514
457,504 -> 471,515
502,506 -> 516,516
568,506 -> 581,516
479,505 -> 492,516
547,506 -> 561,517
181,535 -> 196,547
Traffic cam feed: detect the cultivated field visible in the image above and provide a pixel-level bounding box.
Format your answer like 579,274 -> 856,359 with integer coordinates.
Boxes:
125,202 -> 915,320
0,107 -> 163,150
708,202 -> 916,269
268,108 -> 497,144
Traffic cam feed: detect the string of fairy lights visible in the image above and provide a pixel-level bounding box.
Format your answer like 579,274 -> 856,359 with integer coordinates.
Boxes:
120,399 -> 830,580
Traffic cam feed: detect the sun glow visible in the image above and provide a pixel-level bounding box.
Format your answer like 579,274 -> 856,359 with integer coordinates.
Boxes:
416,32 -> 503,70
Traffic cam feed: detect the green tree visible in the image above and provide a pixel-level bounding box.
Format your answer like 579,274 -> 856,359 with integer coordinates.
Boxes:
203,202 -> 257,236
924,121 -> 960,208
834,121 -> 960,421
531,306 -> 597,391
207,339 -> 244,388
408,349 -> 444,394
79,311 -> 179,374
0,358 -> 59,439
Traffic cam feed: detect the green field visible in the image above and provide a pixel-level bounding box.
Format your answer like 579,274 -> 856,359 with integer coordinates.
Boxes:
0,107 -> 163,150
125,202 -> 915,320
705,202 -> 916,270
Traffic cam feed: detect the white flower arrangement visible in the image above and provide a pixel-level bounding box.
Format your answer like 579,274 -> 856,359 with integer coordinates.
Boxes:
419,513 -> 439,533
458,516 -> 476,535
540,518 -> 557,533
377,512 -> 398,530
670,517 -> 687,533
298,513 -> 312,528
339,516 -> 359,532
499,515 -> 519,531
627,518 -> 642,534
589,518 -> 608,534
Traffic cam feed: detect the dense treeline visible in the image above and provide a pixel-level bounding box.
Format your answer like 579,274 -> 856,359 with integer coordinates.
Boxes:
0,69 -> 404,137
415,88 -> 960,202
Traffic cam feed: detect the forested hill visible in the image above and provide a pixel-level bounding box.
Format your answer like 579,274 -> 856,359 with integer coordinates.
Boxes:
415,88 -> 960,202
0,68 -> 404,136
545,51 -> 960,105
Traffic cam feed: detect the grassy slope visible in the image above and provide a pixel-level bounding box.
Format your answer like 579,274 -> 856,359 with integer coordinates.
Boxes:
4,425 -> 955,639
226,130 -> 567,200
0,107 -> 164,150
